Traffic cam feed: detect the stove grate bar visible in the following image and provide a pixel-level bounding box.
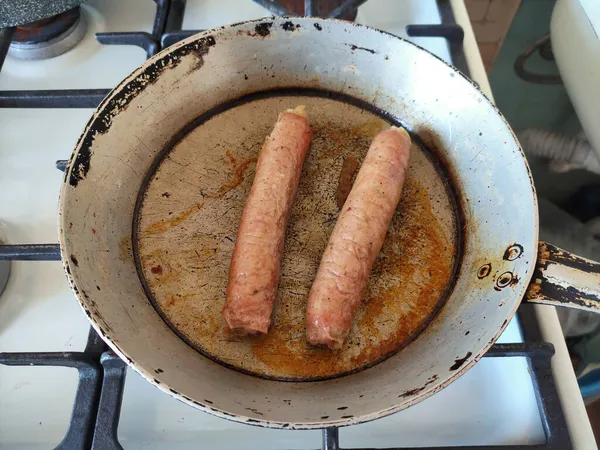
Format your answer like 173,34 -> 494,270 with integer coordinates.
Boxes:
164,0 -> 187,35
406,4 -> 468,78
161,29 -> 202,49
152,0 -> 171,40
91,352 -> 127,450
0,89 -> 110,108
95,0 -> 172,59
0,328 -> 105,450
326,0 -> 369,19
0,338 -> 569,450
0,244 -> 61,260
320,339 -> 571,450
56,159 -> 69,172
95,32 -> 159,59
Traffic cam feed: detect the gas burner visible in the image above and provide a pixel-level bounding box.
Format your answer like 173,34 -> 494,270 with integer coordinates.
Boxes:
8,7 -> 87,60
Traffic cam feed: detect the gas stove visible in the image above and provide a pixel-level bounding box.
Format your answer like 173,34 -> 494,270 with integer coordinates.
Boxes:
0,1 -> 594,449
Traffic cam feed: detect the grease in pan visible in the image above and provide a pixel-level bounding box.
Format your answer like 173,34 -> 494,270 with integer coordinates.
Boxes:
136,93 -> 459,381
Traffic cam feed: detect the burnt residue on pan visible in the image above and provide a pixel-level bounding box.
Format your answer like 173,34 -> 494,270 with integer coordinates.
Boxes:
254,22 -> 273,37
494,271 -> 513,290
450,352 -> 472,371
187,36 -> 215,73
477,263 -> 491,279
503,243 -> 523,261
68,134 -> 93,187
281,21 -> 300,31
537,241 -> 600,274
398,375 -> 438,398
346,44 -> 377,54
527,242 -> 600,309
68,35 -> 216,187
532,283 -> 600,309
132,88 -> 464,381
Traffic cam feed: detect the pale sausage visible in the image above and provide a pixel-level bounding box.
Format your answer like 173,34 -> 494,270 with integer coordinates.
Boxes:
306,127 -> 411,349
223,106 -> 312,335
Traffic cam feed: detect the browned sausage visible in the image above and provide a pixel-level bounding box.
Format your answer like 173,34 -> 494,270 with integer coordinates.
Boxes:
223,106 -> 312,335
306,127 -> 411,349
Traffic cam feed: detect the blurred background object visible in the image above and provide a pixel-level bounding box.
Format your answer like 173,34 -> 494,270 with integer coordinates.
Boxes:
464,0 -> 600,438
465,0 -> 521,71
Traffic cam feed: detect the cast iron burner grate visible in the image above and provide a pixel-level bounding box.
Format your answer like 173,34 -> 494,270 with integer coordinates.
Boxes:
0,1 -> 573,449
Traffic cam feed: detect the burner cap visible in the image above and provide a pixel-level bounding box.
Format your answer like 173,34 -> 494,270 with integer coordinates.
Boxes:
0,0 -> 84,28
8,7 -> 87,60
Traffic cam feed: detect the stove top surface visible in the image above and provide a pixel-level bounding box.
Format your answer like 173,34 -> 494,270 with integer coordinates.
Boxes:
0,1 -> 569,449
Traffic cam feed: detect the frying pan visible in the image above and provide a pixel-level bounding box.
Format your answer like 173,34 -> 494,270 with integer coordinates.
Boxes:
59,17 -> 600,428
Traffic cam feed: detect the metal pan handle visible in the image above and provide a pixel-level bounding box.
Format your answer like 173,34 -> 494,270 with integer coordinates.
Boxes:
524,242 -> 600,312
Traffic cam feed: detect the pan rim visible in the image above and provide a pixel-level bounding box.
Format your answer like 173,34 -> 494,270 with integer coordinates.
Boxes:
58,15 -> 539,429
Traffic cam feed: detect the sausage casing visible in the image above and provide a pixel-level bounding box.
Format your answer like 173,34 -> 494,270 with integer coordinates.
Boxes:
306,127 -> 411,349
223,106 -> 312,335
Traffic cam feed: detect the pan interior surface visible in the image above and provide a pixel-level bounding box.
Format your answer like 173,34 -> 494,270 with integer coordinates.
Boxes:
134,90 -> 460,381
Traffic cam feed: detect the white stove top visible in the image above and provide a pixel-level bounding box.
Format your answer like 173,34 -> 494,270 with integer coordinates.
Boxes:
0,0 -> 584,448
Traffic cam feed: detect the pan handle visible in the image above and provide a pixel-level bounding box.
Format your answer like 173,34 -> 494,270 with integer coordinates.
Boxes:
524,241 -> 600,312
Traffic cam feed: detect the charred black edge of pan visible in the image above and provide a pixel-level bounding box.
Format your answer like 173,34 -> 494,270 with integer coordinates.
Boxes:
66,34 -> 217,187
541,242 -> 600,274
131,87 -> 466,383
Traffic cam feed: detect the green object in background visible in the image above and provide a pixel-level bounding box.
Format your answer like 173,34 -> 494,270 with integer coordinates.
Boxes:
488,0 -> 600,204
489,0 -> 579,135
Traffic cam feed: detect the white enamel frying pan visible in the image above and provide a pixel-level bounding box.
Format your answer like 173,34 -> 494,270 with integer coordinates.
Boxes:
59,17 -> 600,428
